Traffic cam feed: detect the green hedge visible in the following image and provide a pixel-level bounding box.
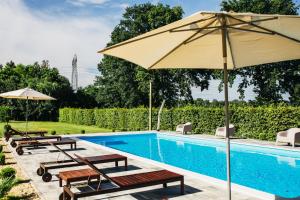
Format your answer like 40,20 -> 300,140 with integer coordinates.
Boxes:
59,106 -> 300,141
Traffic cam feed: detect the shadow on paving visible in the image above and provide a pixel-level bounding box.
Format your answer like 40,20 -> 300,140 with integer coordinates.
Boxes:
276,196 -> 300,200
88,184 -> 201,200
49,147 -> 86,152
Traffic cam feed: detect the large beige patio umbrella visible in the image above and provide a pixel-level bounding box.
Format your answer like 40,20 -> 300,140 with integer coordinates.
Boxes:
98,11 -> 300,199
0,87 -> 56,132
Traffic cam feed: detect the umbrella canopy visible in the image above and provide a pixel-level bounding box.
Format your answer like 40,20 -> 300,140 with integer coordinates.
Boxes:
99,11 -> 300,69
0,88 -> 56,133
0,88 -> 56,100
99,11 -> 300,200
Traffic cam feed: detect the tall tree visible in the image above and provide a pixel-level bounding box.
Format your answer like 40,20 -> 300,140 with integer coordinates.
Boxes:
220,0 -> 300,104
0,61 -> 75,121
95,3 -> 212,108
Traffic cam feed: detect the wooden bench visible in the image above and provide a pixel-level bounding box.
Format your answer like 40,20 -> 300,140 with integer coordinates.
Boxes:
60,154 -> 184,200
5,127 -> 47,141
58,168 -> 99,187
40,153 -> 127,183
10,136 -> 61,148
16,139 -> 77,155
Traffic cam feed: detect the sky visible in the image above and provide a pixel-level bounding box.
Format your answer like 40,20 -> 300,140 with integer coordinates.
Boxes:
0,0 -> 297,101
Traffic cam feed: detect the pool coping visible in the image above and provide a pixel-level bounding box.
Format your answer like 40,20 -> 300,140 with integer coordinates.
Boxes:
72,131 -> 284,200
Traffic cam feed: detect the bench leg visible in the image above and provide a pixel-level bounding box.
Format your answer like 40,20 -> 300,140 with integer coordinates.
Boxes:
59,178 -> 62,187
125,159 -> 128,170
115,161 -> 118,167
74,143 -> 77,149
180,179 -> 185,195
163,183 -> 167,188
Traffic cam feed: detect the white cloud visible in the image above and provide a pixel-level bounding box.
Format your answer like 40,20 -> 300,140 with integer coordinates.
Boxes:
67,0 -> 110,7
0,0 -> 113,87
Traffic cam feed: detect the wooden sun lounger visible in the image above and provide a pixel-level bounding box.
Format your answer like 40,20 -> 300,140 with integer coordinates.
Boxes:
5,127 -> 47,141
15,138 -> 77,156
37,144 -> 127,183
10,135 -> 61,148
60,154 -> 184,200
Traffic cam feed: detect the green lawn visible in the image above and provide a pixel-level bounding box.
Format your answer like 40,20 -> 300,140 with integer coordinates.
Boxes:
0,121 -> 111,136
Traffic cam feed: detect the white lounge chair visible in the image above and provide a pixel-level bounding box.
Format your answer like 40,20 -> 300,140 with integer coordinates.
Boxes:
276,128 -> 300,147
176,122 -> 192,134
215,124 -> 235,138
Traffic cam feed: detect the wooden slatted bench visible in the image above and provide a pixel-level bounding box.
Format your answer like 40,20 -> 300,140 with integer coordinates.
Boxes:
15,138 -> 77,155
58,168 -> 99,187
10,136 -> 61,148
57,154 -> 127,186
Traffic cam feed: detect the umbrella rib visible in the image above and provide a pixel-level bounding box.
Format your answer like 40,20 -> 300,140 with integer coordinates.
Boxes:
227,15 -> 300,44
226,31 -> 236,69
148,18 -> 218,69
184,28 -> 220,44
228,27 -> 274,35
98,15 -> 217,53
170,17 -> 278,33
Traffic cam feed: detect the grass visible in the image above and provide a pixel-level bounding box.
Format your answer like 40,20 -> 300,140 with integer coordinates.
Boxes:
0,121 -> 111,136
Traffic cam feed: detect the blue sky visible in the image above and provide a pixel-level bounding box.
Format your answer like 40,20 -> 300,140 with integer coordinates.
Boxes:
0,0 -> 297,100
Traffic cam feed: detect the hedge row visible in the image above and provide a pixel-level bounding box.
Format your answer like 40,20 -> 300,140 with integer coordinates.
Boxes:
59,106 -> 300,141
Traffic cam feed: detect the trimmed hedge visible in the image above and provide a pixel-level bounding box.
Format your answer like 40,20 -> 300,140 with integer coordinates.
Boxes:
59,105 -> 300,141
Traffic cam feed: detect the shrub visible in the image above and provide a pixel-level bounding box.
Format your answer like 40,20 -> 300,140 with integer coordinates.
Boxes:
0,167 -> 16,179
0,177 -> 17,198
0,153 -> 5,165
59,105 -> 300,141
0,146 -> 3,153
50,130 -> 56,135
81,130 -> 85,134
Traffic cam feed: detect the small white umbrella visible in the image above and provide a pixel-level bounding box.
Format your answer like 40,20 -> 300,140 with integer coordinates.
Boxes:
0,87 -> 56,132
99,11 -> 300,199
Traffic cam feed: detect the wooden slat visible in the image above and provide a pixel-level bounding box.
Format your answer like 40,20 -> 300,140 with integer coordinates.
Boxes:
111,170 -> 183,187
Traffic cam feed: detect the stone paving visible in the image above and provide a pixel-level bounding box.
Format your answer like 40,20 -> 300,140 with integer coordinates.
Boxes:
8,132 -> 299,200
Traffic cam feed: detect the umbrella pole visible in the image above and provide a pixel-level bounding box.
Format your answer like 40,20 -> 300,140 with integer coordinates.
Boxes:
149,79 -> 152,130
25,96 -> 28,134
221,15 -> 231,200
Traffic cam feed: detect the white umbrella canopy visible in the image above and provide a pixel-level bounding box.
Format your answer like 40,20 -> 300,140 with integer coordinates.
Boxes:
0,87 -> 56,100
99,11 -> 300,200
0,87 -> 56,132
99,11 -> 300,69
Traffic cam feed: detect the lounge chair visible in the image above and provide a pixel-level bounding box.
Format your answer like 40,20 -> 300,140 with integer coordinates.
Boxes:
59,154 -> 184,200
15,138 -> 77,156
37,144 -> 127,183
10,135 -> 61,148
276,128 -> 300,147
4,126 -> 47,141
215,124 -> 235,138
176,122 -> 192,134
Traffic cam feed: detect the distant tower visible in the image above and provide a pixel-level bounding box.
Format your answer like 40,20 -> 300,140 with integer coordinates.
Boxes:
71,54 -> 78,92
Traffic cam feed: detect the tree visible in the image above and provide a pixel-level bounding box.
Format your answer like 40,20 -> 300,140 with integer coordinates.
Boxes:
95,3 -> 212,108
220,0 -> 300,104
0,62 -> 75,121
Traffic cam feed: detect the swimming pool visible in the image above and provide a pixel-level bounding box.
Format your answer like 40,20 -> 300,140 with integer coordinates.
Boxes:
78,133 -> 300,198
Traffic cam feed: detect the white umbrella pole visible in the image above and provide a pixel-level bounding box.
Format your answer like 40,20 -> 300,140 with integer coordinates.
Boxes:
221,15 -> 231,200
149,79 -> 152,130
25,96 -> 28,134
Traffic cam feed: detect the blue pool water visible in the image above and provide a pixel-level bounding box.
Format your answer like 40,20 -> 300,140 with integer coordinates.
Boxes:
79,133 -> 300,198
